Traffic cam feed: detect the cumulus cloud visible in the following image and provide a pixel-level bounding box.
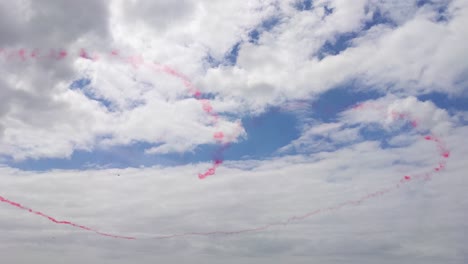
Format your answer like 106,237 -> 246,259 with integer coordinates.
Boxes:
201,0 -> 468,108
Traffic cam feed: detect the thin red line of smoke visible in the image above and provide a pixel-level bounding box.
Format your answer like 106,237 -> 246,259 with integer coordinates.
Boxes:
0,48 -> 451,240
1,47 -> 228,179
0,195 -> 135,240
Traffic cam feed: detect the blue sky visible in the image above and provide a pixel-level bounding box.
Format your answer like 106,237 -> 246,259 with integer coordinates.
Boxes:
8,81 -> 465,171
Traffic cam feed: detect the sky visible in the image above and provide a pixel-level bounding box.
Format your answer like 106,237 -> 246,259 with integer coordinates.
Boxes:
0,0 -> 467,263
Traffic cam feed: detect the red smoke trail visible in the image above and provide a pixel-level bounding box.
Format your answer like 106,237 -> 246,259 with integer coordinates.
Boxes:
0,195 -> 135,240
145,62 -> 229,179
1,101 -> 449,239
149,182 -> 403,239
0,127 -> 447,240
18,49 -> 27,60
146,107 -> 451,239
0,47 -> 232,179
0,48 -> 452,239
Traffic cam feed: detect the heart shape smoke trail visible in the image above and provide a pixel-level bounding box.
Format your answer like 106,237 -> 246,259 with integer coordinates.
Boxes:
0,48 -> 451,240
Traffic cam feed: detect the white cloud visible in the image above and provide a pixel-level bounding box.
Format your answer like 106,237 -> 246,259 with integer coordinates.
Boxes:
201,0 -> 468,109
279,95 -> 458,156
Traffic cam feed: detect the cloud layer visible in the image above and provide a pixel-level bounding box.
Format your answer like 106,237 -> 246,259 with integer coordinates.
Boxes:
0,0 -> 467,263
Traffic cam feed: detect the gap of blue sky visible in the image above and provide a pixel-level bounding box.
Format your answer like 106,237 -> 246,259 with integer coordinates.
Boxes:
70,78 -> 113,110
9,80 -> 466,171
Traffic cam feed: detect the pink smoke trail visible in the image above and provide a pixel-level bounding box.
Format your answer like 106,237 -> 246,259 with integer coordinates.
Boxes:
0,48 -> 452,239
0,128 -> 448,240
0,195 -> 135,240
146,62 -> 230,179
0,48 -> 233,179
0,128 -> 450,240
148,106 -> 452,239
